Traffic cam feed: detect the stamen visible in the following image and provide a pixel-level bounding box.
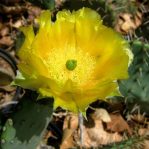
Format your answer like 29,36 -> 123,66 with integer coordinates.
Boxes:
46,47 -> 96,85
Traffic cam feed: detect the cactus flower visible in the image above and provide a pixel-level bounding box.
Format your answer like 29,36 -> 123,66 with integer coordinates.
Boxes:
14,8 -> 133,112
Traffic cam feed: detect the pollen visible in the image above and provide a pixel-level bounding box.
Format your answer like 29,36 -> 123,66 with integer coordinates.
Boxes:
46,46 -> 96,86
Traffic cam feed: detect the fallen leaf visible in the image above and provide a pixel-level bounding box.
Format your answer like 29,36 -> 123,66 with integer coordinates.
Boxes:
84,119 -> 122,147
107,113 -> 132,135
11,20 -> 23,28
138,128 -> 149,136
144,140 -> 149,149
0,36 -> 14,47
60,129 -> 75,149
60,114 -> 78,149
131,114 -> 146,124
0,68 -> 13,86
138,128 -> 149,149
115,11 -> 142,35
0,26 -> 9,36
91,108 -> 111,123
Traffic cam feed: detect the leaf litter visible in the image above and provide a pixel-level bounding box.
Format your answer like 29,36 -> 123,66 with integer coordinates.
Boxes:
0,0 -> 149,149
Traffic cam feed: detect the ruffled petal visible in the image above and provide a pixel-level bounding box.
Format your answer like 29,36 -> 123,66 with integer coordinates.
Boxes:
18,25 -> 35,60
73,81 -> 118,112
13,71 -> 47,90
18,53 -> 50,78
54,96 -> 78,112
37,10 -> 51,29
50,10 -> 76,49
93,27 -> 131,81
38,86 -> 78,112
74,7 -> 103,55
32,11 -> 52,58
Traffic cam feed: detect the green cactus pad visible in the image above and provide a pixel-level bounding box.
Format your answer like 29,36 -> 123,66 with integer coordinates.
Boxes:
1,95 -> 53,149
119,41 -> 149,113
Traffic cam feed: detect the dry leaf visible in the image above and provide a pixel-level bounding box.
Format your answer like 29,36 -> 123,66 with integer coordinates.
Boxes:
0,36 -> 14,47
115,11 -> 142,35
63,114 -> 78,130
107,113 -> 132,135
0,26 -> 9,36
139,128 -> 149,136
144,140 -> 149,149
91,108 -> 111,122
131,114 -> 146,123
11,20 -> 23,28
60,129 -> 75,149
138,128 -> 149,149
0,57 -> 15,86
60,114 -> 78,149
0,69 -> 13,86
84,119 -> 122,147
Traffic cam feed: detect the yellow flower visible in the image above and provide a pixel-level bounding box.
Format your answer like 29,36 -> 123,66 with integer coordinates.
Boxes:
14,8 -> 133,113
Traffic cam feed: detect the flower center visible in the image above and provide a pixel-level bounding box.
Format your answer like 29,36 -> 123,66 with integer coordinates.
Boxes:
66,59 -> 77,71
46,47 -> 96,86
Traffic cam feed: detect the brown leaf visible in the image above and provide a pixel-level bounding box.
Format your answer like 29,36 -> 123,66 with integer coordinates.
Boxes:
0,69 -> 13,86
84,119 -> 122,147
144,140 -> 149,149
0,36 -> 14,46
0,26 -> 9,36
60,129 -> 75,149
60,114 -> 78,149
115,12 -> 142,35
138,128 -> 149,149
138,128 -> 149,136
107,113 -> 132,135
63,113 -> 78,130
91,108 -> 111,123
131,114 -> 147,124
0,4 -> 26,14
11,20 -> 23,28
0,85 -> 15,92
0,57 -> 15,86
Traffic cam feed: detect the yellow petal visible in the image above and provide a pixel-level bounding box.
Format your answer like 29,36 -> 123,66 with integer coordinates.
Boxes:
54,96 -> 78,112
38,86 -> 78,112
38,88 -> 53,97
93,28 -> 130,81
14,71 -> 46,90
74,7 -> 103,55
18,25 -> 50,78
32,11 -> 52,58
50,10 -> 75,49
37,10 -> 51,30
18,53 -> 49,78
18,25 -> 35,60
73,81 -> 118,112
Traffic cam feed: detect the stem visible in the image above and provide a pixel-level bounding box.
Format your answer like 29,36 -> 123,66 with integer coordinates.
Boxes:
79,112 -> 83,148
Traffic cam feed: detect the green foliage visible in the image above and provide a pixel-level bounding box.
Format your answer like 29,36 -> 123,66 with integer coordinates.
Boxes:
102,0 -> 139,27
28,0 -> 55,10
104,0 -> 138,14
101,135 -> 148,149
136,11 -> 149,42
0,96 -> 53,149
119,41 -> 149,113
15,32 -> 25,51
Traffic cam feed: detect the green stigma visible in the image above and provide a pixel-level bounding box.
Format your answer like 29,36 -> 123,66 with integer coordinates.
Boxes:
66,59 -> 77,71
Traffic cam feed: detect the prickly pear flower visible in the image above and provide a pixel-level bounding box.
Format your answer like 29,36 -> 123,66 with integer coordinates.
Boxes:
14,8 -> 133,113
